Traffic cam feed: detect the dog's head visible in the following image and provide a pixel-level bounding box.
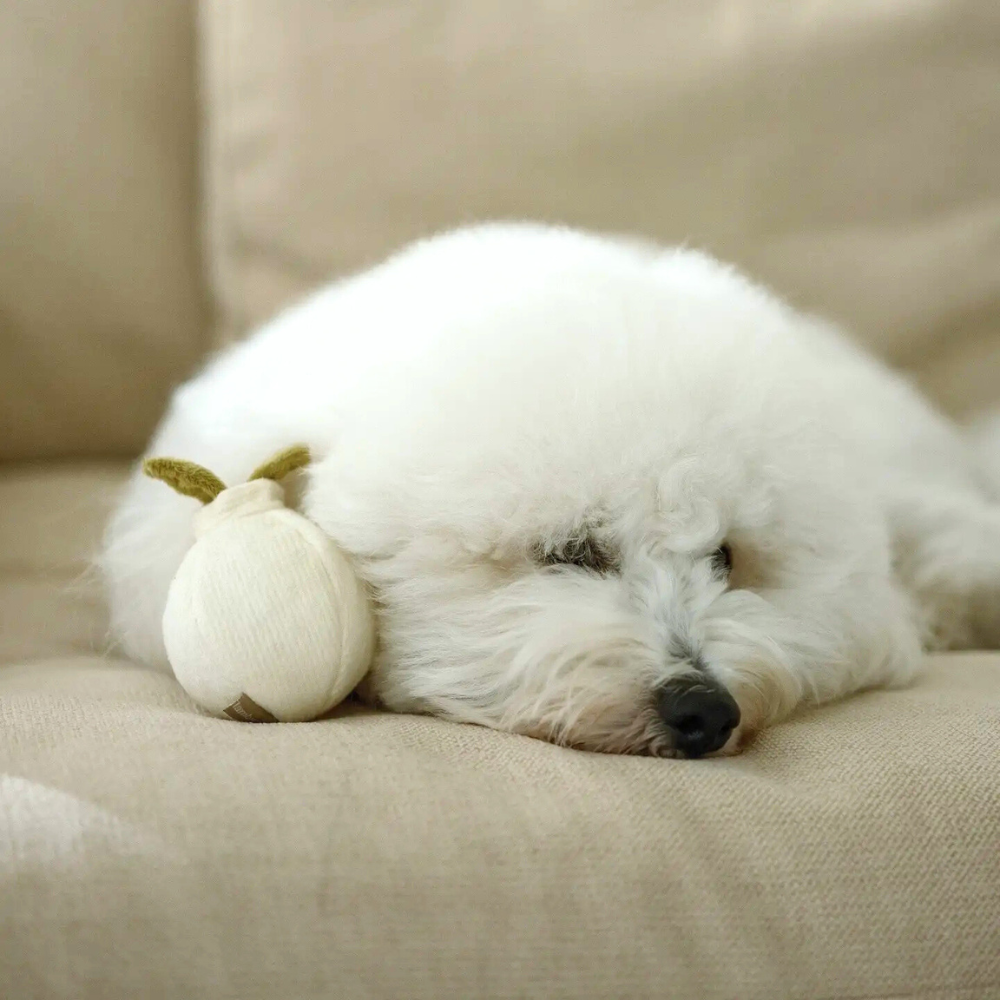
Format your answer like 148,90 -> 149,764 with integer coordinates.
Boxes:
306,231 -> 920,756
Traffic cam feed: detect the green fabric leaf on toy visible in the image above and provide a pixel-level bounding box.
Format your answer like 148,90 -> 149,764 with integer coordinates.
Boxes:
248,444 -> 311,483
143,458 -> 227,504
143,444 -> 311,504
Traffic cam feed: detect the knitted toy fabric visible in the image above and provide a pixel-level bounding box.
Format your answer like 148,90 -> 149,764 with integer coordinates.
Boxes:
144,446 -> 375,722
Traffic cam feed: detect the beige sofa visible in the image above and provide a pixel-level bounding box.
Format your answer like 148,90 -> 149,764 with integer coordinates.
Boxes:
2,3 -> 1000,998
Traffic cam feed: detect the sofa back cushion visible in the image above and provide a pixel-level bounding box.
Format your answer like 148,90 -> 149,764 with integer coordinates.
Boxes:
201,0 -> 1000,416
0,0 -> 208,460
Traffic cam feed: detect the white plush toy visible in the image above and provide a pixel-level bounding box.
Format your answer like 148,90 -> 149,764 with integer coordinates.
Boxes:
143,446 -> 375,723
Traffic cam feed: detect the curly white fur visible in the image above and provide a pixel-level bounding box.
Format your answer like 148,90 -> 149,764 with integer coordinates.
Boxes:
100,223 -> 1000,756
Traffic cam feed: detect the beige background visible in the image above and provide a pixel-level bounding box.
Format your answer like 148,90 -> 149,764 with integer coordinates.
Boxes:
202,1 -> 1000,416
2,1 -> 998,462
0,0 -> 207,460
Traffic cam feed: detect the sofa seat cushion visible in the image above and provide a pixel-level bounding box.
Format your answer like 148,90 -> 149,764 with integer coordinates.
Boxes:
0,463 -> 126,665
1,653 -> 999,1000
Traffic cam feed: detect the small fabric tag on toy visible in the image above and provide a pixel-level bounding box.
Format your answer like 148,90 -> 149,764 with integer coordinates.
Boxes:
222,693 -> 278,724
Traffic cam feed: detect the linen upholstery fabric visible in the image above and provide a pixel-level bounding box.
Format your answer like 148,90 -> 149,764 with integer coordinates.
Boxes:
0,464 -> 124,665
2,659 -> 1000,999
2,465 -> 1000,1000
0,0 -> 207,460
201,0 -> 1000,416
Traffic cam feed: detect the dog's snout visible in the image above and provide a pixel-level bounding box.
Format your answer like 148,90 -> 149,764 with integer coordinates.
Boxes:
656,676 -> 740,758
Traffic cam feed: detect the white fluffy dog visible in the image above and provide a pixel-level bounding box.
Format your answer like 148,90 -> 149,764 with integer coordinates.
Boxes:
101,223 -> 1000,758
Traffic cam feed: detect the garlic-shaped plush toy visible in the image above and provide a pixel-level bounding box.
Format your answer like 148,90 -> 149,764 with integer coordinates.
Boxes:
144,446 -> 375,723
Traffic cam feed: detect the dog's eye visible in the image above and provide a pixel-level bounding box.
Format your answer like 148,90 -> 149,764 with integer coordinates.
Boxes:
537,535 -> 617,574
710,543 -> 733,579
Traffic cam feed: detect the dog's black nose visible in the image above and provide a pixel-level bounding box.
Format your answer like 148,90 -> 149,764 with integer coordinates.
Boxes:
656,676 -> 741,758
